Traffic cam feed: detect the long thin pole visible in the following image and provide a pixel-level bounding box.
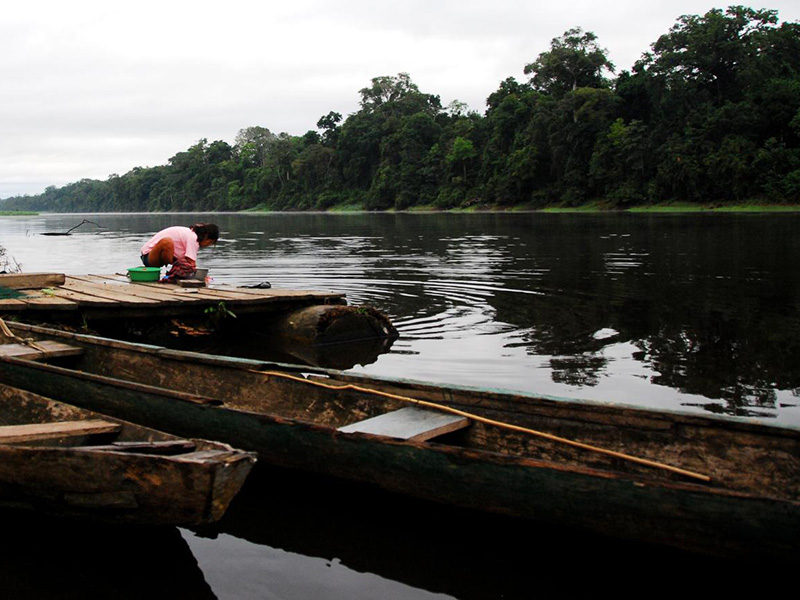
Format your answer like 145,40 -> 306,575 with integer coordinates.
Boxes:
254,370 -> 712,483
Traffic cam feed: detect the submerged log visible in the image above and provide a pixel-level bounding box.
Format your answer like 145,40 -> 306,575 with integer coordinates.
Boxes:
258,335 -> 396,370
268,305 -> 398,345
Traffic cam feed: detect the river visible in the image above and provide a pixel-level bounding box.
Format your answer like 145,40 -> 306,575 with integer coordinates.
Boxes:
0,211 -> 796,597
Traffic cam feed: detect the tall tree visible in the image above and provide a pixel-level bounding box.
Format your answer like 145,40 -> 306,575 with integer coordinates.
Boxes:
524,27 -> 615,97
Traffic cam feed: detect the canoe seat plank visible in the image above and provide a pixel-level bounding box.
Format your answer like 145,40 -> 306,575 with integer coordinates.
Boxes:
0,419 -> 121,444
0,341 -> 84,361
338,406 -> 469,441
172,450 -> 242,462
77,440 -> 197,455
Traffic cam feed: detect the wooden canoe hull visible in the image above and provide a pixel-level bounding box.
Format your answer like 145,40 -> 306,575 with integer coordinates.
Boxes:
0,354 -> 796,558
0,322 -> 797,558
0,383 -> 255,526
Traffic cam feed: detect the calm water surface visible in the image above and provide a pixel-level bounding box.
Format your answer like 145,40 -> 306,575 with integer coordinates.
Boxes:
2,211 -> 798,423
0,211 -> 797,597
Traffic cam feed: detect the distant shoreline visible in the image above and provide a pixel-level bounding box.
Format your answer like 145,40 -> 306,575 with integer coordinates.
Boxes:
14,203 -> 800,216
243,201 -> 800,214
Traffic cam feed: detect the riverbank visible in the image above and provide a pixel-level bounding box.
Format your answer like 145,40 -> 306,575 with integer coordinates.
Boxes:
245,200 -> 800,214
542,201 -> 800,213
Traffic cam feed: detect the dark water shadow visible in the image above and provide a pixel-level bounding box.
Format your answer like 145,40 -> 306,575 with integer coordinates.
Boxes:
193,465 -> 777,599
0,510 -> 216,599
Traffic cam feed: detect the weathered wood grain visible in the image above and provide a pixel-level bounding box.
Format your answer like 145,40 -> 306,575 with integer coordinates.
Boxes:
46,287 -> 119,306
0,382 -> 255,525
14,291 -> 77,309
61,278 -> 159,304
0,273 -> 65,289
0,419 -> 121,443
339,406 -> 469,441
76,440 -> 197,454
0,341 -> 84,360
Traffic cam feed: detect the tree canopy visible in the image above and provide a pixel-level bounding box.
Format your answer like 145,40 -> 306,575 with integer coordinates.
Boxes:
3,6 -> 798,213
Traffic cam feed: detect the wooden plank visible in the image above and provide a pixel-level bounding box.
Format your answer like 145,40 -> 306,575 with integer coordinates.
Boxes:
218,287 -> 343,300
95,275 -> 272,299
0,298 -> 27,311
76,440 -> 197,454
0,341 -> 84,361
211,285 -> 340,299
87,274 -> 345,303
85,273 -> 131,284
60,278 -> 159,305
172,449 -> 241,462
72,275 -> 192,303
119,279 -> 275,302
46,286 -> 120,306
175,286 -> 278,301
198,287 -> 342,302
95,274 -> 343,300
0,419 -> 121,443
338,406 -> 470,441
0,273 -> 65,289
172,287 -> 300,303
139,286 -> 251,303
15,292 -> 78,310
74,275 -> 222,303
83,275 -> 296,304
70,284 -> 182,305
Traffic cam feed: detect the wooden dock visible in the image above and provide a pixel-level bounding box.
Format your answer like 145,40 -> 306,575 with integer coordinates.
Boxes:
0,273 -> 345,320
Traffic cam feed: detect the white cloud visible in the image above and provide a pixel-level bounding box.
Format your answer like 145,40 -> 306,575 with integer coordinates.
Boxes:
2,0 -> 798,197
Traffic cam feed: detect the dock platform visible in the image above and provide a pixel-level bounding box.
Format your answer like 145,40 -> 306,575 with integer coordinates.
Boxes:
0,273 -> 345,320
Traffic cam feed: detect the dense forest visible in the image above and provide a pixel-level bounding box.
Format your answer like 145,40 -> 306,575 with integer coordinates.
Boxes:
3,6 -> 799,212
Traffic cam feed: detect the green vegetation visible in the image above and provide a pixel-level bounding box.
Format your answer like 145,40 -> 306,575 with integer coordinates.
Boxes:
1,6 -> 798,213
627,203 -> 800,213
0,211 -> 38,216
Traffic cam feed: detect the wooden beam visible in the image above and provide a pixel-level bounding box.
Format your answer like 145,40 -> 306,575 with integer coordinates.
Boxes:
75,440 -> 197,454
0,298 -> 26,311
0,273 -> 65,290
14,294 -> 79,310
89,274 -> 344,301
0,419 -> 121,443
0,341 -> 84,361
46,287 -> 119,306
82,274 -> 345,304
338,406 -> 470,441
60,278 -> 159,304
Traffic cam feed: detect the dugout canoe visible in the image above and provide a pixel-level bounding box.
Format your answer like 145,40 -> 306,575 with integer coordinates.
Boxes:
0,379 -> 255,525
0,321 -> 797,559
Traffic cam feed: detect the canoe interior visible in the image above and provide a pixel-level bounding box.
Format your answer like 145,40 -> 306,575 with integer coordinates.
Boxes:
0,380 -> 255,525
0,384 -> 172,446
5,321 -> 799,504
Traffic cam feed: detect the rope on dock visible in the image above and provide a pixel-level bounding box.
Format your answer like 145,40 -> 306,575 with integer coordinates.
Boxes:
254,369 -> 712,483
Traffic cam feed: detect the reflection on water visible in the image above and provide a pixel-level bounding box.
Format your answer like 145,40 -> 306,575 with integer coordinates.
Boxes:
185,466 -> 743,599
1,211 -> 798,424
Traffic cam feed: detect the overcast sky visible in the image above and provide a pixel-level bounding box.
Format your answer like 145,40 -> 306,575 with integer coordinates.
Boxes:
2,1 -> 798,198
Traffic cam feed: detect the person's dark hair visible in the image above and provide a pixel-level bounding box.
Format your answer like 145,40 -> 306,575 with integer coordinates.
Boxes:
191,223 -> 219,243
